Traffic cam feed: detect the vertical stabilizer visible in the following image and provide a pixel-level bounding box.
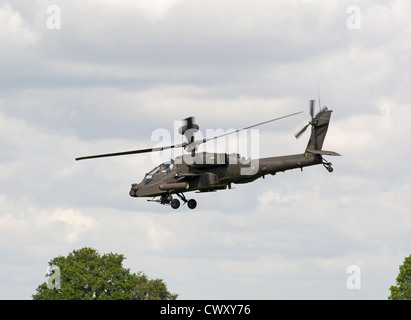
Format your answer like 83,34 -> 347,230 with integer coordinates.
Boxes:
306,108 -> 332,151
295,101 -> 341,157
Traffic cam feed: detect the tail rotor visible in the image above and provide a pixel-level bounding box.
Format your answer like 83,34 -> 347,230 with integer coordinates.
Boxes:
295,100 -> 316,139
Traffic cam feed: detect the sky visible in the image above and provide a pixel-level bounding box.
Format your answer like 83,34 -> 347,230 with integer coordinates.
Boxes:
0,0 -> 410,300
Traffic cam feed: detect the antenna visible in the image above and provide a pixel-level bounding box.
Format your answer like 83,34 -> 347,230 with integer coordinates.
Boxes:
317,81 -> 321,113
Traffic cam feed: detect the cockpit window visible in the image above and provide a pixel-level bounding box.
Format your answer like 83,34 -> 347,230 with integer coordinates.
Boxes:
160,161 -> 173,174
143,160 -> 174,184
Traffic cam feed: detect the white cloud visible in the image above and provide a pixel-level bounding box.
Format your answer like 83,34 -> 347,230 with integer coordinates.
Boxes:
257,190 -> 300,207
84,0 -> 186,23
0,195 -> 96,245
50,208 -> 96,243
0,4 -> 37,47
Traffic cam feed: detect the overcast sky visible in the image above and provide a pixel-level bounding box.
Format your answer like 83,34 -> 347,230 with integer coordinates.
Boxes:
1,0 -> 410,300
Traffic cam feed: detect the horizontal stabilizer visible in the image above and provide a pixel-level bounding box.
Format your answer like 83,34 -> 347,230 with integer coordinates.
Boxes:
306,149 -> 341,156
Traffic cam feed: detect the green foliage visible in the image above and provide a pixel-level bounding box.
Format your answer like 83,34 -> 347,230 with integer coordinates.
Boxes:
32,247 -> 178,300
389,254 -> 411,300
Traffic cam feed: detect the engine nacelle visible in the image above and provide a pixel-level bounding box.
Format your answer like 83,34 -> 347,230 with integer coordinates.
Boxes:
184,152 -> 228,168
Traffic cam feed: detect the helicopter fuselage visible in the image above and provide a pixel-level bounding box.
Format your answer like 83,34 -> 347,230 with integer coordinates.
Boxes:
129,151 -> 323,199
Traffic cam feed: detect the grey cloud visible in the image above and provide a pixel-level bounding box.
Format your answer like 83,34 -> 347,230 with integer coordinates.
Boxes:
0,0 -> 410,300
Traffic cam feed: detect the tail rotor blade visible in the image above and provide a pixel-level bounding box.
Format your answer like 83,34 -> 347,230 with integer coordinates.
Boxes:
295,124 -> 309,139
310,100 -> 315,120
295,100 -> 316,139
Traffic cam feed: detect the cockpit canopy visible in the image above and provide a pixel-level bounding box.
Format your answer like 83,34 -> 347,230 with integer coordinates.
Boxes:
143,160 -> 174,184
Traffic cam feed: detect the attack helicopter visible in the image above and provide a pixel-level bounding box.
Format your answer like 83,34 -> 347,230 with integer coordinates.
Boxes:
75,100 -> 340,209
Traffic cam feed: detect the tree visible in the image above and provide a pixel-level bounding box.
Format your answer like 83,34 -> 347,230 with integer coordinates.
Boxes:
33,247 -> 178,300
389,254 -> 411,300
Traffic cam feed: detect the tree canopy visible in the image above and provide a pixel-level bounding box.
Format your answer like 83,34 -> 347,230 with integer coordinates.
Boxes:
389,254 -> 411,300
33,247 -> 178,300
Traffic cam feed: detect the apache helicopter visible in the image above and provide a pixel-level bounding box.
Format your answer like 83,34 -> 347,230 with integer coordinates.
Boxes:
75,100 -> 340,209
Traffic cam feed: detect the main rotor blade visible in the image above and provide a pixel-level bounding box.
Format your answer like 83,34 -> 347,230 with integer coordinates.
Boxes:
204,111 -> 304,142
76,111 -> 303,161
75,144 -> 182,161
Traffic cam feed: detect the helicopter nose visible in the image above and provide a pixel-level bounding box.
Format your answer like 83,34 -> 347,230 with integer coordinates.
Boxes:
129,183 -> 140,197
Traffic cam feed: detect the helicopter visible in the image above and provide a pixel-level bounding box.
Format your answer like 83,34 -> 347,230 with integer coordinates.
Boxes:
75,100 -> 340,210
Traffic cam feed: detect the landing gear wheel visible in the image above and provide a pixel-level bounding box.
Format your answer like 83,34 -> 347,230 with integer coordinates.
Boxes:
170,199 -> 180,209
187,199 -> 197,210
322,159 -> 334,173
